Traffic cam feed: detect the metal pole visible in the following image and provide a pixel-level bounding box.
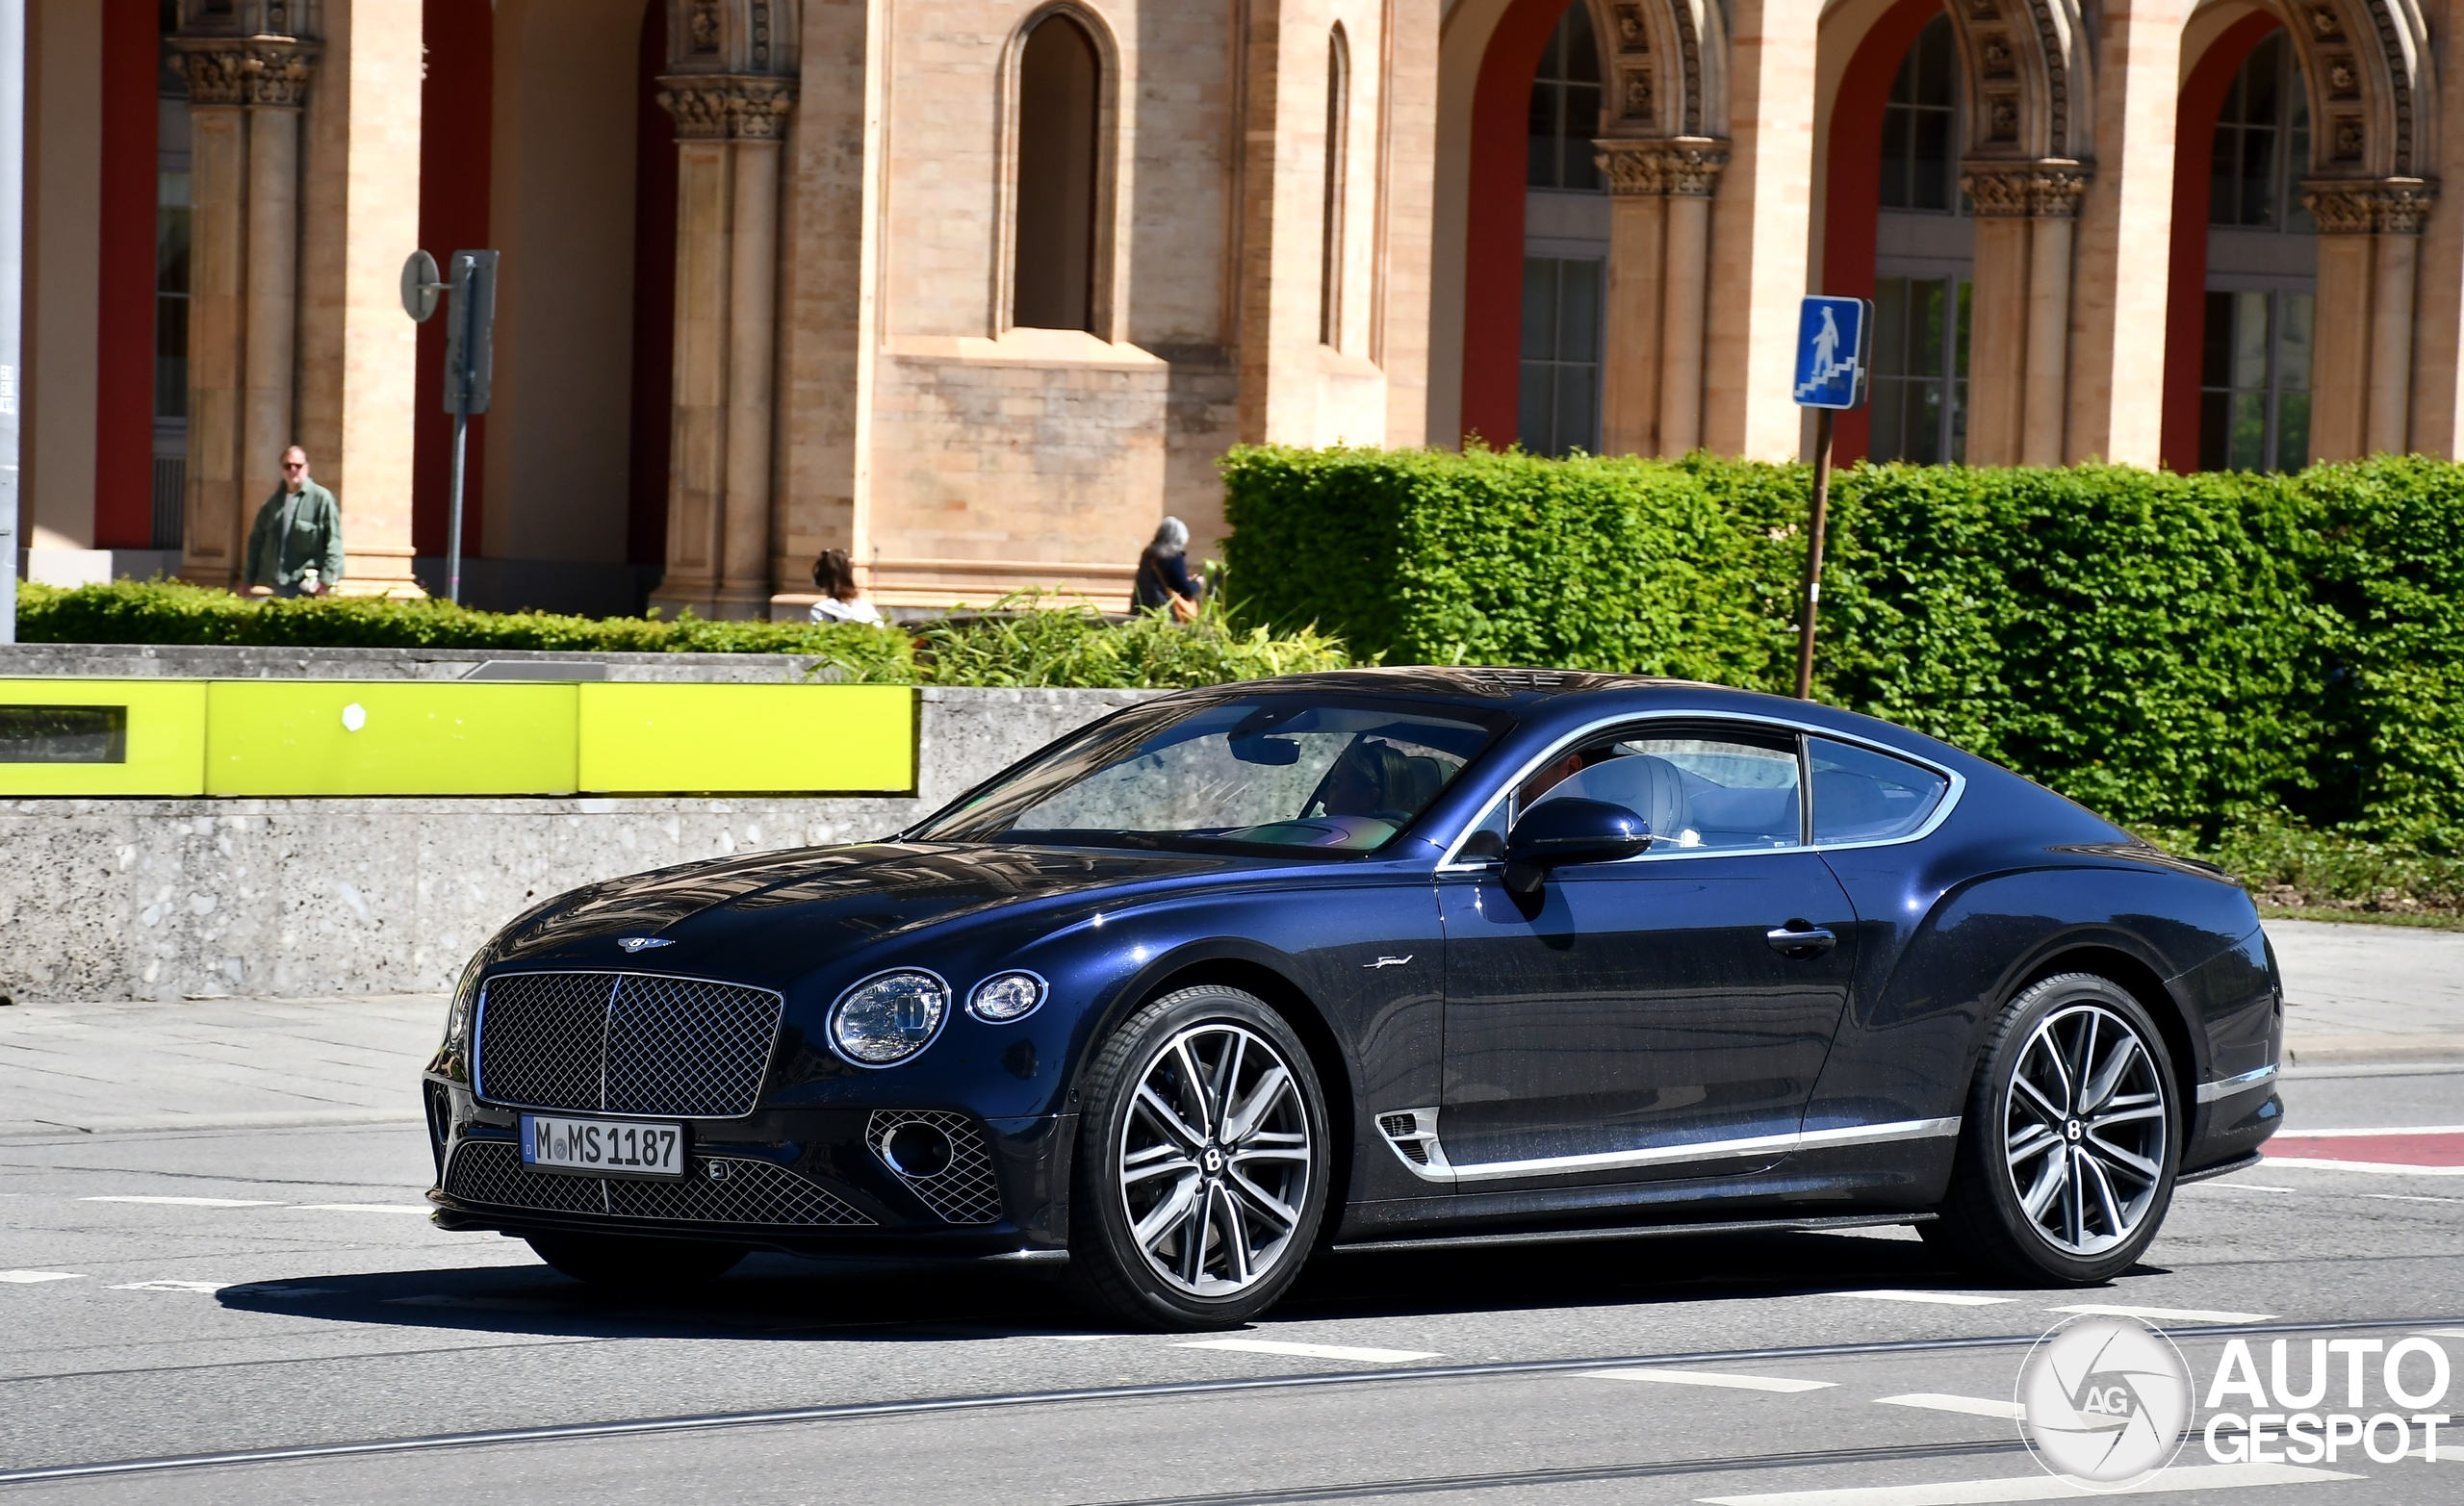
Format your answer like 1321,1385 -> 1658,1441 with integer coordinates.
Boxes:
0,0 -> 24,645
1794,406 -> 1835,701
447,411 -> 467,606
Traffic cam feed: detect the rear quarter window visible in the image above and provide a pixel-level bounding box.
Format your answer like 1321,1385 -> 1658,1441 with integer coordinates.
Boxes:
1809,736 -> 1950,845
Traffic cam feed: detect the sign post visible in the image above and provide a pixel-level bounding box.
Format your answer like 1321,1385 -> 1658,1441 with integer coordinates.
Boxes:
1788,294 -> 1872,700
400,248 -> 497,606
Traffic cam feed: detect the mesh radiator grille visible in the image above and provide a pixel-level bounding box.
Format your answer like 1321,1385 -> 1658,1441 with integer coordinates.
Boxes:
443,1139 -> 874,1227
475,972 -> 783,1118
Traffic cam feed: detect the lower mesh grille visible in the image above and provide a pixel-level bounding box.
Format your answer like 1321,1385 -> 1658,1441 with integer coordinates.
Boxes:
443,1139 -> 874,1227
866,1110 -> 1004,1225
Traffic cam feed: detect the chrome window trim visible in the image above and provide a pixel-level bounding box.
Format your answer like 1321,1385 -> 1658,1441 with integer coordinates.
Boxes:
1371,1113 -> 1962,1186
2194,1062 -> 2280,1104
1435,708 -> 1967,872
471,969 -> 786,1122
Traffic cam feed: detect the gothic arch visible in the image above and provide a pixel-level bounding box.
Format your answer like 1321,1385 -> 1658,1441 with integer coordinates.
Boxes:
2257,0 -> 2436,187
1937,0 -> 2093,169
1583,0 -> 1730,144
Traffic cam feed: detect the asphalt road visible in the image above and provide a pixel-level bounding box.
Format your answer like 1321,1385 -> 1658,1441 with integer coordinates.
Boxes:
3,1065 -> 2461,1505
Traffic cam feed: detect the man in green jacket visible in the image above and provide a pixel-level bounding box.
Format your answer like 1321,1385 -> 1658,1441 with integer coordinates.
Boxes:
245,446 -> 345,597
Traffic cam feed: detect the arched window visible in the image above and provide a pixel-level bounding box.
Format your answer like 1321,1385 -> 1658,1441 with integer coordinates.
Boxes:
1527,2 -> 1602,191
1013,13 -> 1100,333
1879,14 -> 1957,212
2201,32 -> 2315,472
1320,29 -> 1349,346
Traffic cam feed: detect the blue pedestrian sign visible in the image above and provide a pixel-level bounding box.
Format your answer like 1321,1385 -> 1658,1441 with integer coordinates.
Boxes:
1792,295 -> 1872,410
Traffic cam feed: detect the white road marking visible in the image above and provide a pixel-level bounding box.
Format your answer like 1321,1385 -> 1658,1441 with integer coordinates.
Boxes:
109,1281 -> 230,1294
1582,1367 -> 1835,1393
1837,1289 -> 2013,1307
2263,1156 -> 2464,1176
0,1270 -> 85,1284
80,1196 -> 282,1208
223,1283 -> 344,1298
1696,1463 -> 2359,1504
2413,1327 -> 2464,1339
1173,1339 -> 1440,1363
2274,1123 -> 2464,1136
1048,1335 -> 1126,1342
292,1203 -> 431,1213
2049,1303 -> 2276,1324
2194,1182 -> 2297,1193
1875,1392 -> 2024,1421
2368,1193 -> 2464,1205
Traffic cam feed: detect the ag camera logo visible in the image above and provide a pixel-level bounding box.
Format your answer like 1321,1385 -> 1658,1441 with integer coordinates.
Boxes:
2016,1316 -> 2193,1489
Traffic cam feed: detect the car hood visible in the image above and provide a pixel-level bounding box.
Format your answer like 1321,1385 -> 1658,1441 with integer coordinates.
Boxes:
493,841 -> 1256,968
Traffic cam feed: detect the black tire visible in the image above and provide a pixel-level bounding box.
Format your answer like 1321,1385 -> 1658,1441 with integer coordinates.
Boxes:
1067,984 -> 1332,1330
526,1232 -> 747,1291
1926,972 -> 2180,1285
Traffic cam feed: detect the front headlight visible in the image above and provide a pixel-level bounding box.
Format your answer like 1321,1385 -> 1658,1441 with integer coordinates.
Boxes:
830,969 -> 950,1066
968,970 -> 1047,1023
442,957 -> 483,1050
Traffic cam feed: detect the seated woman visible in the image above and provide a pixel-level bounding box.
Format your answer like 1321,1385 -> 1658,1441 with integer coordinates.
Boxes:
808,548 -> 883,625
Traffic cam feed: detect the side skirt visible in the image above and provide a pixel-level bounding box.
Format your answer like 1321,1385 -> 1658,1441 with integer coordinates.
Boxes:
1330,1211 -> 1936,1256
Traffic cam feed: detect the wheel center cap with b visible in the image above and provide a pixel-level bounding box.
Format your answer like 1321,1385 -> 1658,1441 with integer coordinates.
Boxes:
2065,1119 -> 2084,1142
1202,1145 -> 1225,1176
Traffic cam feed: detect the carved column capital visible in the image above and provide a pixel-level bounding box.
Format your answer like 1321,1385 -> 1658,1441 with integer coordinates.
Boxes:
1591,137 -> 1729,198
656,75 -> 797,140
171,38 -> 317,109
1961,160 -> 2090,217
2303,177 -> 2439,234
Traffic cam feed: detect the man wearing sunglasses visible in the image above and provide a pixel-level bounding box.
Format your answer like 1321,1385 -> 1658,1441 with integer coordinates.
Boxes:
244,446 -> 345,598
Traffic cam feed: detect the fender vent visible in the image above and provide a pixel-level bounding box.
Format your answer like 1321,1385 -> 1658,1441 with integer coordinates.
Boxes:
1375,1108 -> 1449,1178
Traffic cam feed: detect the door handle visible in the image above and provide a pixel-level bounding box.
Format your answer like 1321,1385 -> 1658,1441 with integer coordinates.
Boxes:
1765,924 -> 1836,958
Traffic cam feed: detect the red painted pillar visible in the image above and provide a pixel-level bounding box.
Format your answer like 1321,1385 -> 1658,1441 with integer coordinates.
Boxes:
414,0 -> 495,561
2161,15 -> 2279,472
1459,0 -> 1573,449
1818,0 -> 1939,466
92,0 -> 158,549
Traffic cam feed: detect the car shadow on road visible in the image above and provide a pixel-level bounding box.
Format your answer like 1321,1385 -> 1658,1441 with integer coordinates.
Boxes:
215,1226 -> 2133,1341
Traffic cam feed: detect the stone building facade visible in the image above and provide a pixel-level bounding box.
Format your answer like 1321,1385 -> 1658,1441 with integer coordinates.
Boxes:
15,0 -> 2464,616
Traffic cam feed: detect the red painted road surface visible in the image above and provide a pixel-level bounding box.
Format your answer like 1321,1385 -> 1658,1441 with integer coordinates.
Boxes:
2264,1131 -> 2464,1169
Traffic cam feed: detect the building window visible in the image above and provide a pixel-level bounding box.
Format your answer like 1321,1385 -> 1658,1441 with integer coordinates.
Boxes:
155,167 -> 189,423
2211,32 -> 2312,231
1868,274 -> 1970,464
1880,14 -> 1958,213
1013,13 -> 1100,333
1519,255 -> 1601,457
1320,28 -> 1348,347
1527,2 -> 1602,191
2200,290 -> 2311,472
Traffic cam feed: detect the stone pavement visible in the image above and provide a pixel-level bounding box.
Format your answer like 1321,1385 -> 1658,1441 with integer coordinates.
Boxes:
0,918 -> 2453,1140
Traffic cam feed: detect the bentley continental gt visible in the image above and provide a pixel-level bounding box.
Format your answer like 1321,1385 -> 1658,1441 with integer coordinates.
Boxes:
423,670 -> 2285,1328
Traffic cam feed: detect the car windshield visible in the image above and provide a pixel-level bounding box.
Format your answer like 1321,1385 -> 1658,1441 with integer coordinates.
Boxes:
909,694 -> 1510,855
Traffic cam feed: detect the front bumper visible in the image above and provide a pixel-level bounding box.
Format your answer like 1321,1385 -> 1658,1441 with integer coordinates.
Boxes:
422,1079 -> 1077,1259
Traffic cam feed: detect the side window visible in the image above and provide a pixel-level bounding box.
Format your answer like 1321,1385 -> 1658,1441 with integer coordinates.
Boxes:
1527,727 -> 1802,853
1809,736 -> 1950,845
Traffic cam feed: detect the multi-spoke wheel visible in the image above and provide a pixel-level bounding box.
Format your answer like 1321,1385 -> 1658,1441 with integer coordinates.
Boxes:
1926,974 -> 2180,1284
1070,985 -> 1329,1327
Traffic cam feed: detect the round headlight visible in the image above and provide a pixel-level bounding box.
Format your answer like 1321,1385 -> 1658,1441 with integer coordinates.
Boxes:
968,970 -> 1047,1023
830,970 -> 949,1066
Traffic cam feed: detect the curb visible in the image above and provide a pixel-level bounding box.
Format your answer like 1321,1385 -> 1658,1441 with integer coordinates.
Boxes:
2284,1036 -> 2464,1066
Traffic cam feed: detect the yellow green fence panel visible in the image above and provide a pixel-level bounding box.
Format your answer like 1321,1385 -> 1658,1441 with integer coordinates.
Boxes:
204,681 -> 582,797
0,679 -> 209,796
578,683 -> 913,794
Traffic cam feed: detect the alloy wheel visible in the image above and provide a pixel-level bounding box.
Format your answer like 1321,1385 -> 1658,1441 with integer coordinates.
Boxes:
2001,1003 -> 2170,1257
1115,1022 -> 1314,1298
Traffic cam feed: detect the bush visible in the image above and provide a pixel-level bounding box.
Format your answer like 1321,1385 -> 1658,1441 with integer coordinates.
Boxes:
1223,445 -> 2462,853
10,579 -> 1350,691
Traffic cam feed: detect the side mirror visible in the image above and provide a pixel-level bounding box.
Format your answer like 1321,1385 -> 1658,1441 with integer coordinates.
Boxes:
1502,798 -> 1650,894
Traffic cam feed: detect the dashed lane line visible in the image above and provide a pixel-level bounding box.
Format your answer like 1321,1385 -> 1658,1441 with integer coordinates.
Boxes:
1582,1368 -> 1835,1393
79,1196 -> 283,1208
1874,1393 -> 2024,1421
291,1204 -> 431,1214
1837,1290 -> 2013,1307
1174,1339 -> 1442,1364
2047,1303 -> 2276,1325
109,1281 -> 230,1294
0,1270 -> 84,1284
2368,1193 -> 2464,1205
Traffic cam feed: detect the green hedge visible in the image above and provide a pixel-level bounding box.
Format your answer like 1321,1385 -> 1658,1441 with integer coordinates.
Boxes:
1222,446 -> 2462,852
10,580 -> 1350,691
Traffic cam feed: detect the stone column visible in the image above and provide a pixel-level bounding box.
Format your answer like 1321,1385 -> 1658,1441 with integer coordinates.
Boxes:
241,56 -> 304,529
2064,0 -> 2191,468
652,78 -> 795,620
1962,162 -> 2087,466
1700,0 -> 1818,460
2307,179 -> 2436,460
174,49 -> 250,587
1593,138 -> 1726,458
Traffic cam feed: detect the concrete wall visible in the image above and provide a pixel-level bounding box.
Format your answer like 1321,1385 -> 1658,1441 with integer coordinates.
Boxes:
0,674 -> 1155,1003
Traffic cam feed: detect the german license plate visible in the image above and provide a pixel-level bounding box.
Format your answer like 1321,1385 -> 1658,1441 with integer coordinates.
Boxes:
520,1114 -> 685,1180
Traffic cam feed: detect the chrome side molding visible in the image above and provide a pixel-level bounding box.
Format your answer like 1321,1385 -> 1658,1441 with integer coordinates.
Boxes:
1369,1112 -> 1962,1187
2194,1062 -> 2279,1104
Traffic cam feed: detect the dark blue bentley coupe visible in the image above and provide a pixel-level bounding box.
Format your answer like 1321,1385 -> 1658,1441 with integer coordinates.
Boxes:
423,669 -> 2285,1328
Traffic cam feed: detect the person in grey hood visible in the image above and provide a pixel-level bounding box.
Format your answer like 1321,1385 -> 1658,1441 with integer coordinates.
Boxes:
245,446 -> 344,598
1133,516 -> 1202,620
